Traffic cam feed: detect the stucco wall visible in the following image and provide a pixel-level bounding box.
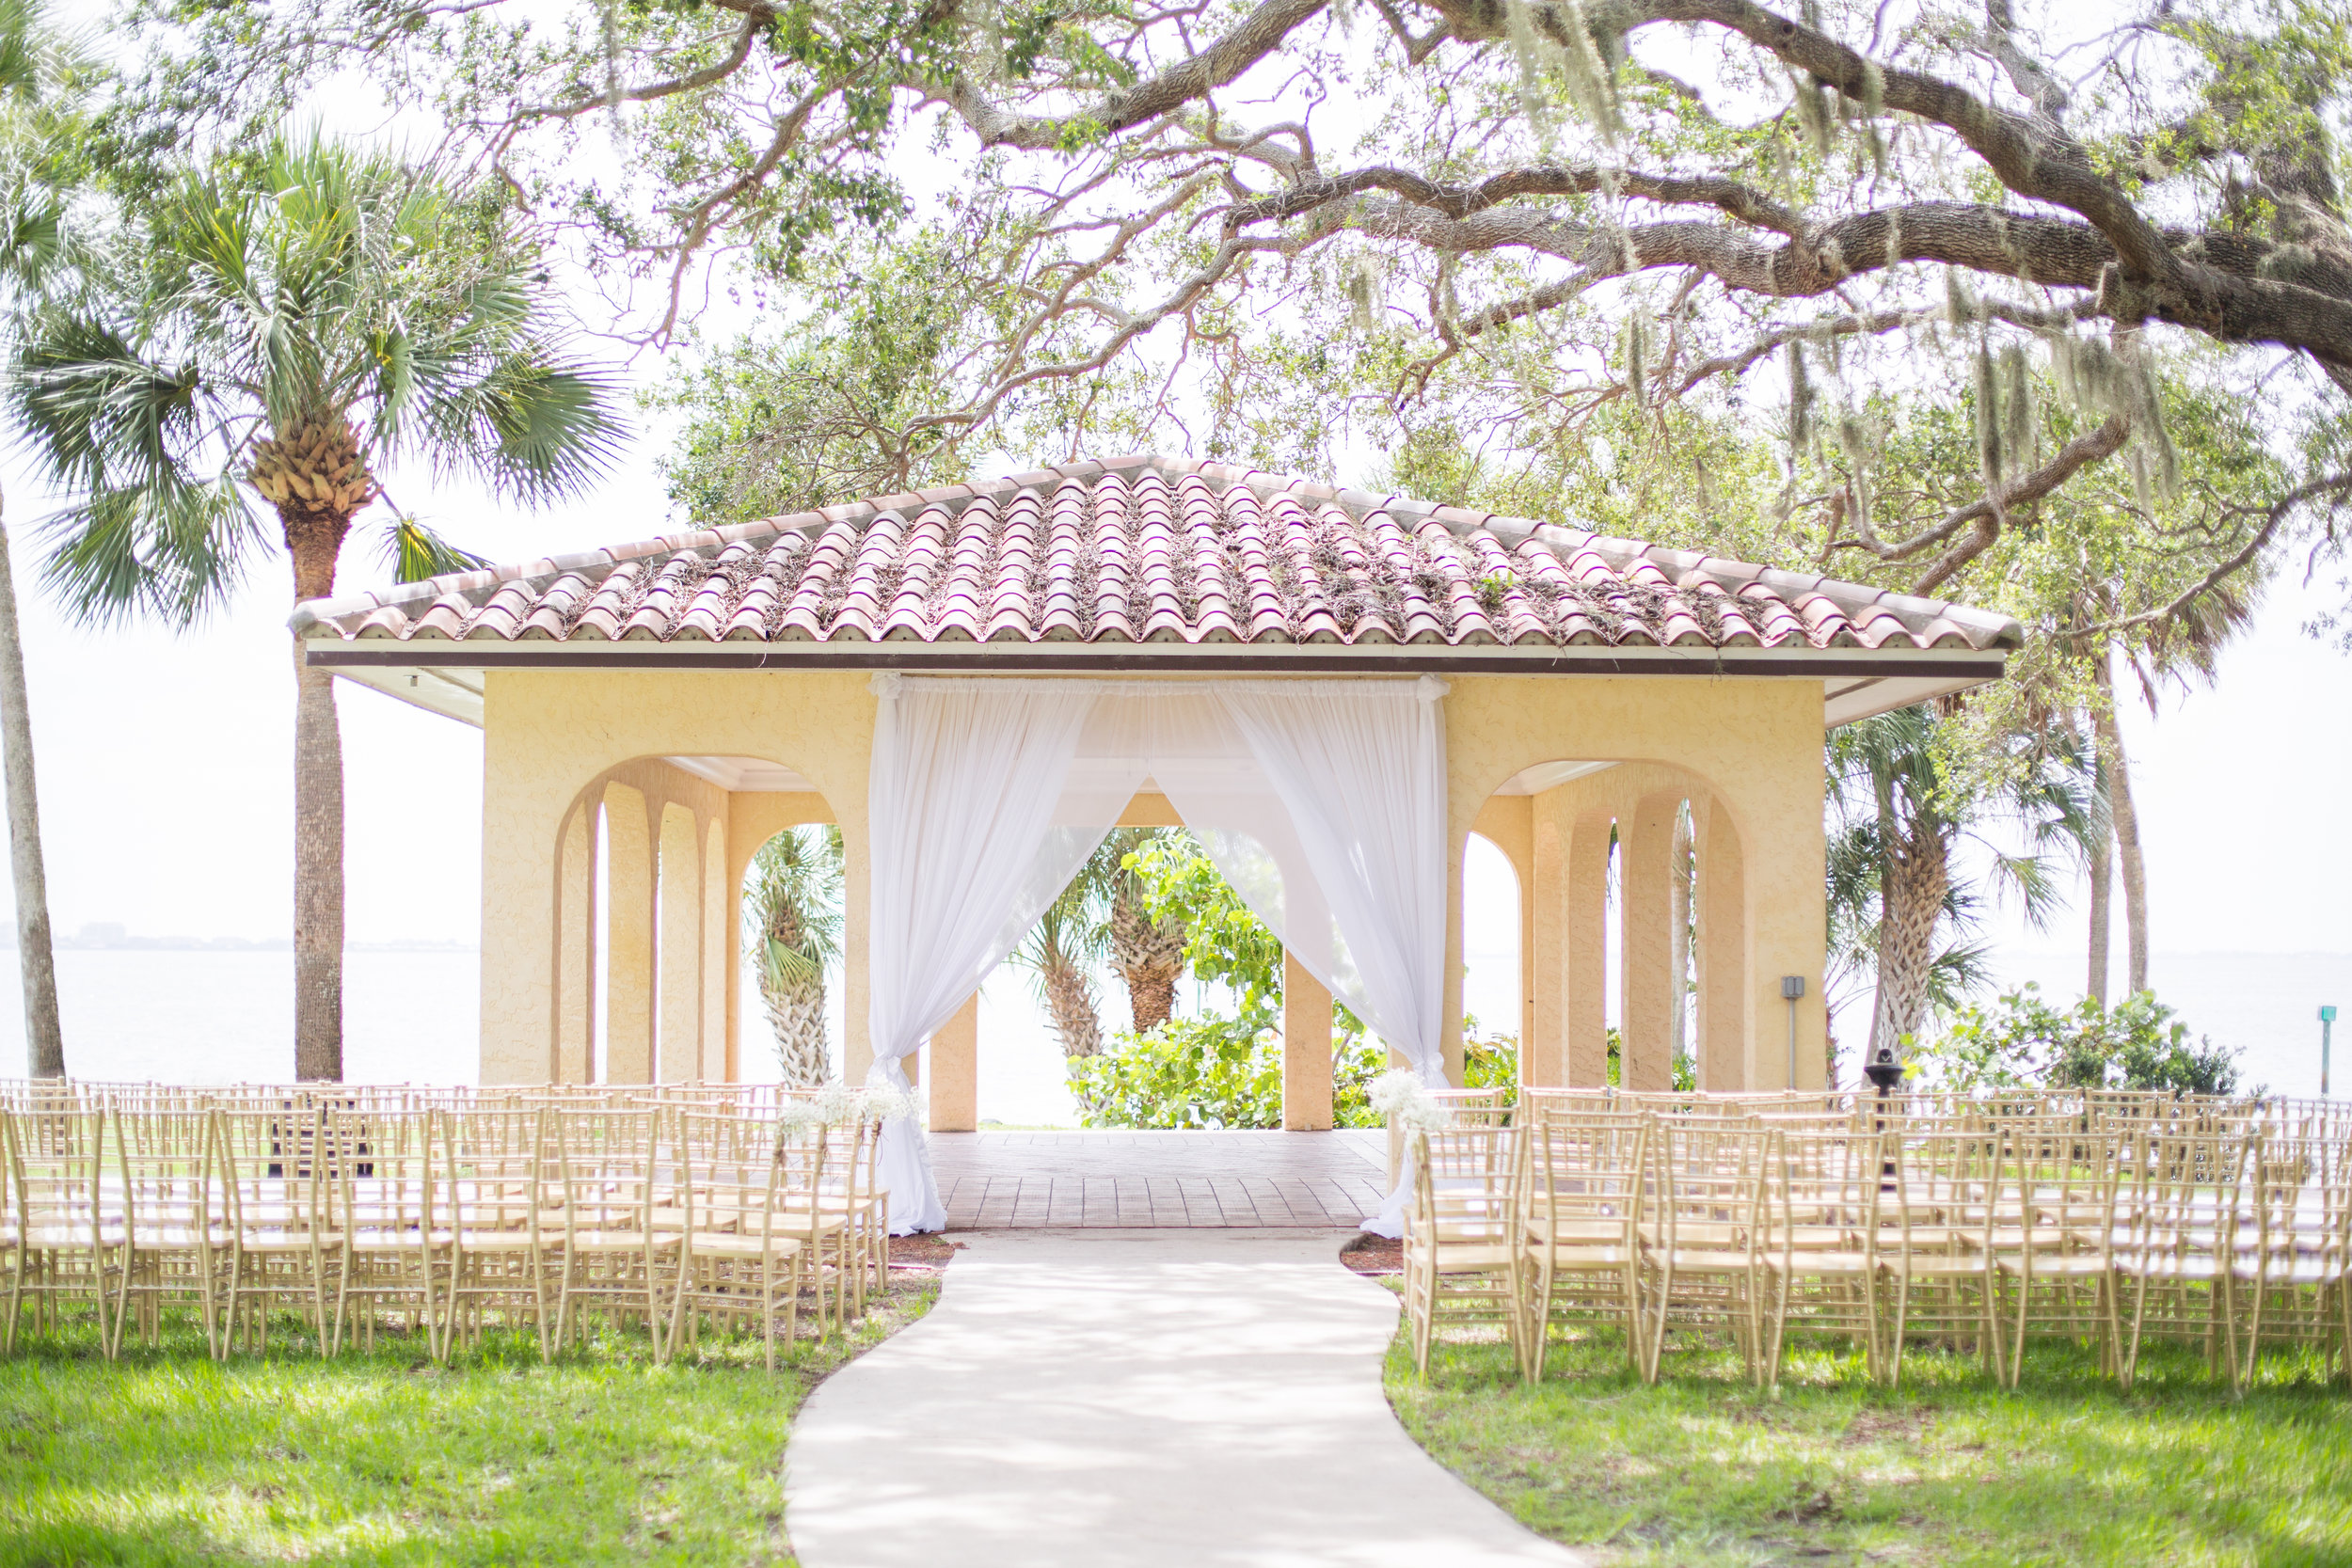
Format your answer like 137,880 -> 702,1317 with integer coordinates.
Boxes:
479,670 -> 876,1085
477,668 -> 1825,1090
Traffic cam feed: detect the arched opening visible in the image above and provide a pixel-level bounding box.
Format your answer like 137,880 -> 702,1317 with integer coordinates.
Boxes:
738,819 -> 846,1090
1476,759 -> 1755,1092
926,784 -> 1398,1229
1461,831 -> 1522,1086
551,753 -> 836,1085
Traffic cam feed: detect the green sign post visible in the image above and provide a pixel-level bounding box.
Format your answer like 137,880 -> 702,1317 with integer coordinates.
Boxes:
2325,1006 -> 2339,1098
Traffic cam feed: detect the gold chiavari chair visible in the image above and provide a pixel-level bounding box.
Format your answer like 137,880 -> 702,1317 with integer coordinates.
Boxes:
2115,1125 -> 2249,1391
1515,1087 -> 1616,1125
114,1107 -> 230,1356
771,1118 -> 858,1337
1990,1123 -> 2124,1386
1520,1115 -> 1651,1379
548,1106 -> 683,1357
439,1106 -> 555,1356
1,1101 -> 126,1354
1643,1120 -> 1774,1385
1401,1124 -> 1527,1379
836,1113 -> 893,1313
327,1109 -> 448,1355
1876,1124 -> 2004,1385
1759,1127 -> 1887,1385
216,1103 -> 342,1354
2225,1126 -> 2352,1385
670,1111 -> 807,1369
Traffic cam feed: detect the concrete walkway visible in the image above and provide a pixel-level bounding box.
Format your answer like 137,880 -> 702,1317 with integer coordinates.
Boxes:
785,1230 -> 1585,1568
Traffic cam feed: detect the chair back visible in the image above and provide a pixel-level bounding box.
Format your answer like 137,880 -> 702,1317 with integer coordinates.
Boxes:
1529,1116 -> 1646,1250
1406,1124 -> 1521,1245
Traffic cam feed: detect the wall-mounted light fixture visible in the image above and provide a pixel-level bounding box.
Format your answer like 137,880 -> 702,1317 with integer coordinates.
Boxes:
1779,975 -> 1804,1089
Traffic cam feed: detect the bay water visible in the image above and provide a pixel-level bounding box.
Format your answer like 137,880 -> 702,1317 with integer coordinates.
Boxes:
4,947 -> 2342,1115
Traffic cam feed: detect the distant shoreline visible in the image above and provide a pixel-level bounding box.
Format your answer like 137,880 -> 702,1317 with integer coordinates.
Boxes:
0,938 -> 477,954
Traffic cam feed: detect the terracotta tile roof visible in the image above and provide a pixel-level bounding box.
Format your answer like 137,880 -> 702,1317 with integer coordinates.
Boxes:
291,455 -> 2021,656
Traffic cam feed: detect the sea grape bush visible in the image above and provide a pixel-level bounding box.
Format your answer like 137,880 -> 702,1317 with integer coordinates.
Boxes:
1068,1014 -> 1391,1129
1911,984 -> 2242,1095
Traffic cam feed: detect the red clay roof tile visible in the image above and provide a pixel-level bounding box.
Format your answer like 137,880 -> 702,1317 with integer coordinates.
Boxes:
294,456 -> 2022,657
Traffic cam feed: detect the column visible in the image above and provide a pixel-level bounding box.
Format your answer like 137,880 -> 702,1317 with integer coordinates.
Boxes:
1438,829 -> 1467,1085
1528,787 -> 1572,1087
1740,742 -> 1828,1091
1281,951 -> 1333,1130
701,818 -> 727,1082
657,802 -> 700,1082
553,803 -> 596,1084
602,783 -> 656,1085
930,993 -> 978,1132
1693,795 -> 1748,1091
476,678 -> 573,1085
840,821 -> 873,1084
1566,809 -> 1612,1086
1620,793 -> 1678,1092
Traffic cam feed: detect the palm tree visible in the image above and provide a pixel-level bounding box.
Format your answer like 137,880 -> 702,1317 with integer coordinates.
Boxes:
1828,704 -> 2099,1060
744,826 -> 843,1086
1013,884 -> 1106,1059
1099,828 -> 1187,1033
2079,595 -> 2249,999
0,0 -> 90,1079
8,134 -> 624,1080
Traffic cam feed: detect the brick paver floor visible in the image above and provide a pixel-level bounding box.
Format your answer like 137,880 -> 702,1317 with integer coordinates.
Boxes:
929,1129 -> 1391,1229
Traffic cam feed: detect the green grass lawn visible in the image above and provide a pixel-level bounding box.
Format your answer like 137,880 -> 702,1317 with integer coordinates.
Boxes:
1388,1324 -> 2352,1567
0,1278 -> 939,1568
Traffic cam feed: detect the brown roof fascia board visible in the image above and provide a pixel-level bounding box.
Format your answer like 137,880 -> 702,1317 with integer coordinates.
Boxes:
305,641 -> 2003,681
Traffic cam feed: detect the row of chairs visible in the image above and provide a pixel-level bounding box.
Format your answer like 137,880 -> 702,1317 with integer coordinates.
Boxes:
1,1090 -> 891,1370
1402,1087 -> 2352,1393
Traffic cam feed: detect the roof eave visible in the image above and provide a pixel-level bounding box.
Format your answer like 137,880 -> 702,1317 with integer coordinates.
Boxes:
303,633 -> 2004,732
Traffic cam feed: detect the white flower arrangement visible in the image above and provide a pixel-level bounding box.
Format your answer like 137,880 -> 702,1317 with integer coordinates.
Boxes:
855,1084 -> 919,1122
1368,1068 -> 1450,1131
814,1081 -> 860,1124
774,1097 -> 828,1132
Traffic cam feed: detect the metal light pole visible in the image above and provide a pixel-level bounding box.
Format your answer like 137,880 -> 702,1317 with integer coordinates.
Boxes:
2324,1005 -> 2338,1098
1780,975 -> 1804,1089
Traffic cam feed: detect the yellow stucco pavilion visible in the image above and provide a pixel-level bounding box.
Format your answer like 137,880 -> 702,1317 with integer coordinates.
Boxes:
294,455 -> 2020,1123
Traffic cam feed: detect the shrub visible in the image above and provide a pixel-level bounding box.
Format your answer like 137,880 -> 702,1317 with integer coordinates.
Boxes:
1912,984 -> 2243,1095
1068,1010 -> 1393,1129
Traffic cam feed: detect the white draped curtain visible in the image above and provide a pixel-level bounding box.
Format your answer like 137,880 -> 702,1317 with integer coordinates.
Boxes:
861,673 -> 1453,1236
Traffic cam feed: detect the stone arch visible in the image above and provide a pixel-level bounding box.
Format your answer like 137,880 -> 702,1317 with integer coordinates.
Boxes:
547,752 -> 840,1085
1468,758 -> 1753,1090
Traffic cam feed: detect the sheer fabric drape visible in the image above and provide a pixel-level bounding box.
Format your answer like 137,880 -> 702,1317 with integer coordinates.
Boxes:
863,674 -> 1112,1234
862,674 -> 1453,1235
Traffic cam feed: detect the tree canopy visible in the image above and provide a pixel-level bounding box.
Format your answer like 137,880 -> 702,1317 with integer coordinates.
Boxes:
115,0 -> 2352,621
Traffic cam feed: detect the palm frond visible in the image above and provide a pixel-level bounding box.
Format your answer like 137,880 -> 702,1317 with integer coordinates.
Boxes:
425,356 -> 628,504
37,473 -> 260,627
1923,939 -> 1995,1015
742,825 -> 844,974
377,515 -> 488,584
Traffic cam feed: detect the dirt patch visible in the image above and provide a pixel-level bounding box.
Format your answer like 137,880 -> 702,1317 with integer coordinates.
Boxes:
1840,1407 -> 1932,1447
1341,1232 -> 1402,1275
888,1235 -> 964,1273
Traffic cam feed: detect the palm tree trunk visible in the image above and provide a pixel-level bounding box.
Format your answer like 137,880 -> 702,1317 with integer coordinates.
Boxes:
2091,651 -> 2151,996
0,497 -> 64,1079
2086,819 -> 2112,1006
1041,958 -> 1104,1058
761,972 -> 831,1087
288,515 -> 347,1082
1107,874 -> 1185,1033
1868,827 -> 1950,1059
